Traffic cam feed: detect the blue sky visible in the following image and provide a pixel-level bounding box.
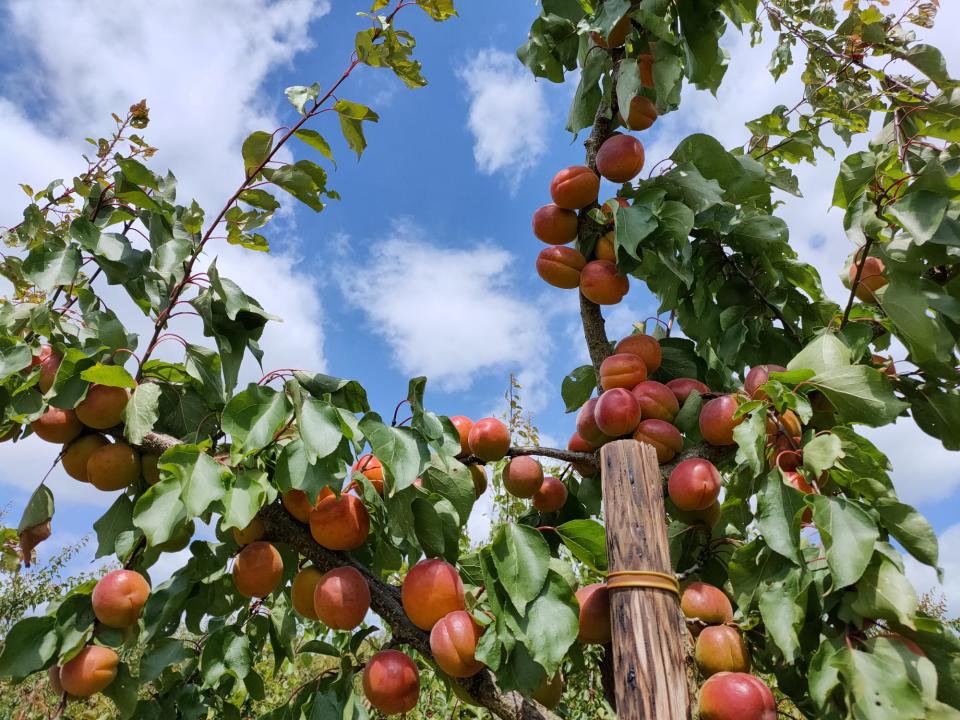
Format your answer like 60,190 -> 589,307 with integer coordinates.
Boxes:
1,0 -> 959,611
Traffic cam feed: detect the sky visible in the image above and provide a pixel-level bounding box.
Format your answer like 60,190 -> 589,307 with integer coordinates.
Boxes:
0,0 -> 958,614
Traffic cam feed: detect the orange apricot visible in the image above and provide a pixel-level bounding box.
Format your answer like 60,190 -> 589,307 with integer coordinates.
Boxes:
594,387 -> 642,437
502,455 -> 544,499
401,558 -> 465,631
232,541 -> 283,598
537,246 -> 587,289
695,625 -> 750,676
580,260 -> 629,305
666,378 -> 710,404
31,407 -> 83,444
614,334 -> 661,374
576,583 -> 611,644
595,231 -> 616,261
668,458 -> 722,511
314,566 -> 371,630
533,476 -> 568,513
681,582 -> 734,631
633,419 -> 683,463
591,14 -> 632,48
699,395 -> 743,446
631,380 -> 679,422
596,134 -> 645,183
232,517 -> 266,546
576,397 -> 611,447
351,454 -> 385,496
141,452 -> 161,485
59,646 -> 118,697
449,416 -> 473,455
849,255 -> 887,302
699,672 -> 777,720
532,204 -> 579,245
469,464 -> 488,497
550,166 -> 600,210
363,650 -> 420,715
467,417 -> 511,462
61,434 -> 109,482
282,489 -> 315,523
638,54 -> 655,88
76,385 -> 130,430
310,491 -> 370,551
567,432 -> 598,476
87,442 -> 141,492
92,569 -> 150,628
430,610 -> 485,678
291,566 -> 323,620
622,94 -> 658,131
599,353 -> 647,391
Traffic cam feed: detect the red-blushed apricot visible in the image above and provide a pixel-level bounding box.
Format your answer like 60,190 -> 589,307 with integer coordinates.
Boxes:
622,94 -> 658,131
743,365 -> 786,400
291,566 -> 323,619
38,348 -> 61,393
537,246 -> 587,289
672,500 -> 721,528
638,54 -> 655,88
232,541 -> 283,598
351,454 -> 385,496
849,255 -> 887,302
576,397 -> 610,447
468,417 -> 511,462
599,353 -> 647,391
696,625 -> 750,676
633,419 -> 683,463
783,471 -> 814,524
681,582 -> 734,631
87,442 -> 141,492
667,378 -> 711,404
502,456 -> 544,499
567,432 -> 598,476
533,476 -> 568,513
594,387 -> 642,437
48,665 -> 63,695
363,650 -> 420,715
576,583 -> 611,644
469,464 -> 488,497
700,395 -> 743,446
580,260 -> 629,305
533,670 -> 564,709
401,558 -> 466,631
631,380 -> 679,422
61,434 -> 109,482
596,134 -> 645,183
92,569 -> 150,628
449,416 -> 473,455
310,491 -> 370,551
141,452 -> 161,485
699,672 -> 777,720
669,458 -> 722,511
76,385 -> 130,430
31,407 -> 83,444
282,489 -> 315,523
550,166 -> 600,210
532,204 -> 579,245
614,334 -> 661,374
430,610 -> 485,678
595,231 -> 616,261
314,566 -> 371,630
59,646 -> 119,697
233,517 -> 266,546
591,13 -> 631,48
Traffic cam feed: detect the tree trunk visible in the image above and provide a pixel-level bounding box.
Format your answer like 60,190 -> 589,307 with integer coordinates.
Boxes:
601,439 -> 692,719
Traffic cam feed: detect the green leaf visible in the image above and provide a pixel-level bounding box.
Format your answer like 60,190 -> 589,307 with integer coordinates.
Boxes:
876,499 -> 940,575
80,364 -> 137,388
294,129 -> 335,167
274,439 -> 342,501
802,433 -> 843,476
223,470 -> 276,531
416,0 -> 457,20
285,83 -> 321,114
184,344 -> 225,406
17,484 -> 54,534
851,557 -> 918,629
102,662 -> 138,719
0,616 -> 58,679
22,244 -> 82,293
241,131 -> 273,177
357,414 -> 429,491
334,100 -> 379,158
832,646 -> 926,719
491,524 -> 550,614
124,382 -> 161,444
222,385 -> 293,458
788,333 -> 851,374
756,471 -> 804,563
133,477 -> 188,546
0,342 -> 32,380
561,365 -> 597,412
812,495 -> 879,587
615,204 -> 659,260
899,44 -> 950,86
160,445 -> 231,518
140,638 -> 192,683
758,569 -> 805,662
201,626 -> 252,687
555,519 -> 607,572
92,494 -> 135,558
117,157 -> 158,189
296,397 -> 343,464
809,365 -> 907,426
238,189 -> 281,212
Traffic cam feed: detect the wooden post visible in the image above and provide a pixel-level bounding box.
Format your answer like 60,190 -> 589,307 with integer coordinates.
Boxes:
601,439 -> 691,719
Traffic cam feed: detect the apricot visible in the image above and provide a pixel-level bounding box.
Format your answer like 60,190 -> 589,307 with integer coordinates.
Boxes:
61,434 -> 109,482
38,348 -> 61,393
591,14 -> 631,48
314,566 -> 371,630
576,582 -> 611,644
291,566 -> 324,619
743,365 -> 786,400
537,246 -> 587,289
401,558 -> 465,631
550,166 -> 600,210
48,665 -> 63,695
469,464 -> 488,497
614,334 -> 661,374
580,260 -> 629,305
567,432 -> 598,476
699,395 -> 743,446
76,385 -> 130,430
92,569 -> 150,628
233,516 -> 266,546
595,231 -> 616,261
59,646 -> 118,697
283,489 -> 315,523
310,491 -> 370,550
533,670 -> 563,709
783,471 -> 814,523
666,378 -> 710,404
699,672 -> 777,720
633,419 -> 683,463
779,410 -> 802,438
449,416 -> 473,455
87,442 -> 141,492
680,582 -> 734,629
363,650 -> 420,715
532,204 -> 579,245
596,134 -> 645,183
430,610 -> 485,677
502,456 -> 544,499
594,387 -> 642,437
31,407 -> 83,444
669,458 -> 722,511
768,434 -> 801,472
232,541 -> 283,598
638,54 -> 655,88
622,94 -> 658,131
849,255 -> 887,302
631,380 -> 678,422
600,197 -> 631,223
696,625 -> 750,676
599,353 -> 647,391
467,417 -> 511,461
141,452 -> 161,484
672,500 -> 721,528
351,454 -> 384,496
533,476 -> 568,513
575,398 -> 609,447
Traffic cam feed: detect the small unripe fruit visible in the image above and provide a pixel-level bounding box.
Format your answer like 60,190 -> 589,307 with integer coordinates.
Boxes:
76,385 -> 130,430
669,458 -> 722,511
550,166 -> 600,210
468,417 -> 511,461
59,646 -> 119,697
591,14 -> 631,48
633,419 -> 683,463
533,670 -> 564,709
567,432 -> 598,476
314,566 -> 371,630
363,650 -> 420,715
291,566 -> 324,619
449,416 -> 473,455
699,672 -> 776,720
576,397 -> 610,447
580,260 -> 629,305
743,365 -> 786,400
595,231 -> 616,261
622,94 -> 658,131
614,334 -> 661,374
596,134 -> 645,183
537,246 -> 587,289
666,378 -> 710,403
533,476 -> 568,513
87,442 -> 141,492
232,541 -> 283,598
430,610 -> 485,677
351,454 -> 384,496
599,353 -> 647,391
631,380 -> 679,422
283,489 -> 314,523
31,407 -> 83,444
576,583 -> 611,644
681,582 -> 734,629
62,434 -> 109,482
92,569 -> 150,628
532,204 -> 579,245
849,255 -> 887,302
469,464 -> 488,497
310,491 -> 370,551
141,452 -> 161,484
700,395 -> 743,446
38,348 -> 61,393
502,455 -> 544,498
401,558 -> 465,631
594,387 -> 642,437
232,517 -> 266,546
696,626 -> 750,676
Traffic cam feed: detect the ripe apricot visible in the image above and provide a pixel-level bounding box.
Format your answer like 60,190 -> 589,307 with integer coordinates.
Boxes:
92,569 -> 150,628
59,646 -> 118,697
768,434 -> 801,472
467,417 -> 511,461
778,410 -> 802,438
401,558 -> 465,631
351,454 -> 384,496
314,566 -> 371,630
575,398 -> 609,447
595,231 -> 616,261
469,464 -> 488,497
669,458 -> 722,511
849,255 -> 887,302
232,541 -> 283,598
599,353 -> 647,391
62,434 -> 109,482
594,387 -> 642,437
743,365 -> 786,400
533,670 -> 563,709
699,672 -> 777,720
681,582 -> 734,630
550,166 -> 600,210
783,471 -> 814,523
232,516 -> 266,546
537,246 -> 587,289
449,416 -> 473,455
672,500 -> 721,528
310,491 -> 370,550
430,610 -> 485,678
363,650 -> 420,715
48,665 -> 63,695
87,442 -> 141,492
596,134 -> 645,183
532,204 -> 579,245
696,625 -> 750,676
141,452 -> 161,485
631,380 -> 678,422
76,385 -> 130,430
666,378 -> 710,403
576,583 -> 611,644
283,489 -> 315,523
614,334 -> 661,374
37,348 -> 61,393
31,407 -> 83,444
638,53 -> 655,88
567,432 -> 598,476
633,419 -> 683,463
622,94 -> 658,131
699,395 -> 743,446
502,456 -> 544,499
291,566 -> 324,619
580,260 -> 629,305
533,476 -> 568,513
591,14 -> 631,48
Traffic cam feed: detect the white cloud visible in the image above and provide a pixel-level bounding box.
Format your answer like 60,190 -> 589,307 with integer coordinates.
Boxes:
903,523 -> 960,619
458,49 -> 548,187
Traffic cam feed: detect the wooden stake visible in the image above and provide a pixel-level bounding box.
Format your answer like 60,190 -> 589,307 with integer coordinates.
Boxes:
601,439 -> 692,719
